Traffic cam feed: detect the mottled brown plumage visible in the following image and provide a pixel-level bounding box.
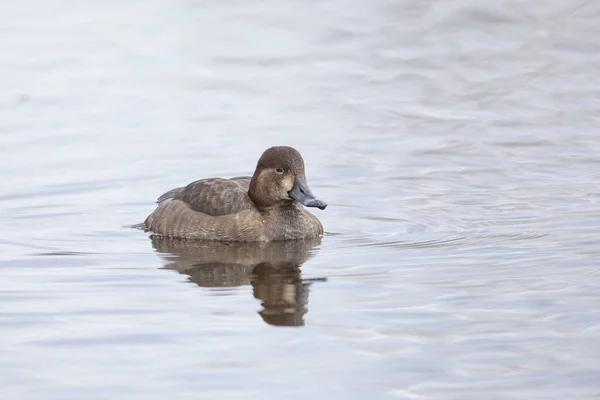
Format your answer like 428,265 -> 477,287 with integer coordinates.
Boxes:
162,177 -> 253,216
143,146 -> 327,241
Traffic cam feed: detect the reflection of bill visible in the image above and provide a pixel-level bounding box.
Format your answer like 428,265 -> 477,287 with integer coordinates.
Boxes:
151,237 -> 326,327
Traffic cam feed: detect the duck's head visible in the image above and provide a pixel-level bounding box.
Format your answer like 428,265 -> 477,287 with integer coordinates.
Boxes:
249,146 -> 327,210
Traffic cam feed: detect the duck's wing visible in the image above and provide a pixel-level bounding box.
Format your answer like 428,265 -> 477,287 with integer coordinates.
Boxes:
157,176 -> 253,216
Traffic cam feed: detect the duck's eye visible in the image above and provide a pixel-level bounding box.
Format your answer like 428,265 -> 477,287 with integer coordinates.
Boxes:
275,168 -> 284,174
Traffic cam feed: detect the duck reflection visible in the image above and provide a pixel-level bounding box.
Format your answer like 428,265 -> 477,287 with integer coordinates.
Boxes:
151,237 -> 325,327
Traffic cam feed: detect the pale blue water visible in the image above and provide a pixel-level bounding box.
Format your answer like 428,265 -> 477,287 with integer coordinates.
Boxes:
1,0 -> 600,399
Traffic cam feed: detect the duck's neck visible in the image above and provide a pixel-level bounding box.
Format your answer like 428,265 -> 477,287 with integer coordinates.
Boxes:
258,202 -> 320,241
258,201 -> 301,216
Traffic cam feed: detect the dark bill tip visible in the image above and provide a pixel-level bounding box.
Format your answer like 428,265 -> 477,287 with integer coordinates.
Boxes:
306,199 -> 327,210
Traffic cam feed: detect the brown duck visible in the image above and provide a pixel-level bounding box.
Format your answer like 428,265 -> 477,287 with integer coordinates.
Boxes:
143,146 -> 327,241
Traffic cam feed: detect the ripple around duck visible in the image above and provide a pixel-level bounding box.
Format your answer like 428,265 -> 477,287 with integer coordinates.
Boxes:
358,234 -> 470,250
321,226 -> 556,259
30,251 -> 97,257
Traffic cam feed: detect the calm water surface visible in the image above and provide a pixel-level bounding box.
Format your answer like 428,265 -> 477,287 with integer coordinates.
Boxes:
1,0 -> 600,399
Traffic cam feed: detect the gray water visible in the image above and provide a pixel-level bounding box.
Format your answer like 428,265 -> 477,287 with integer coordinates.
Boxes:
1,0 -> 600,399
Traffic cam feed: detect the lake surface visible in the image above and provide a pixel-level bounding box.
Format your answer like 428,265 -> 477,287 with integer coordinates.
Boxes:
1,0 -> 600,398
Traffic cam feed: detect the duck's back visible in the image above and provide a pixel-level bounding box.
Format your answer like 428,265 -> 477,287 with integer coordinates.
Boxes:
158,176 -> 253,216
144,176 -> 261,239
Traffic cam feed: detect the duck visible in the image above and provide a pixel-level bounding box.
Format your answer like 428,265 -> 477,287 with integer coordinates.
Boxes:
143,146 -> 327,241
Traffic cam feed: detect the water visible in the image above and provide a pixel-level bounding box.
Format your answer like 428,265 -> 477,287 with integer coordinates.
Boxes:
1,0 -> 600,398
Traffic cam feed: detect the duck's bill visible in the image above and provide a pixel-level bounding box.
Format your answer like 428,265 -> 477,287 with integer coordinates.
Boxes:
289,178 -> 327,210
